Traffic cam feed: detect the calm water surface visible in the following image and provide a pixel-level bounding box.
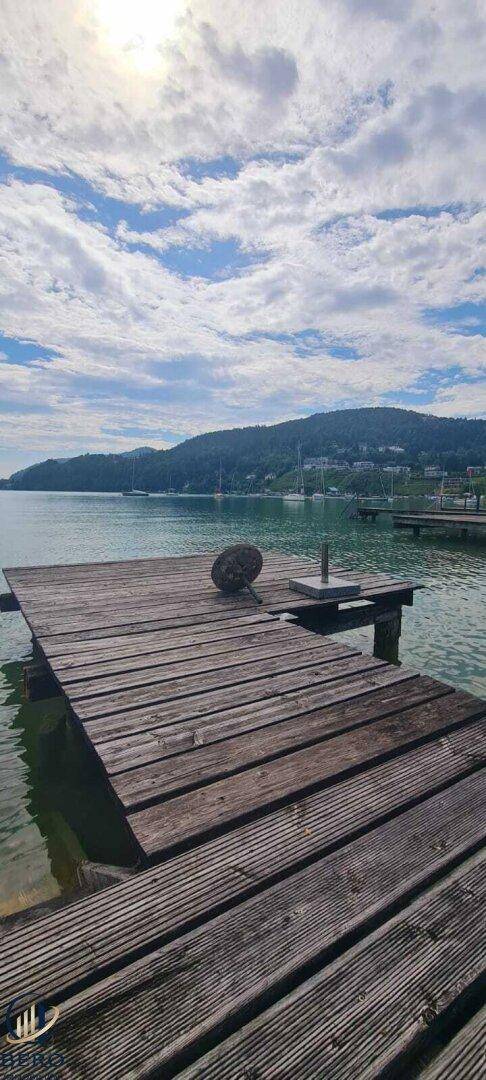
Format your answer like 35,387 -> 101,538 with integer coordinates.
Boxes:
1,491 -> 485,916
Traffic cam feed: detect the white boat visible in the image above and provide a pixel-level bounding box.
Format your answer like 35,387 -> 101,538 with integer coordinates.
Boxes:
312,454 -> 326,500
214,460 -> 224,498
283,442 -> 306,501
122,459 -> 149,496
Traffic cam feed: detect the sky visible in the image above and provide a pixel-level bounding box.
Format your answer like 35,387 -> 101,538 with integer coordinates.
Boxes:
0,0 -> 485,475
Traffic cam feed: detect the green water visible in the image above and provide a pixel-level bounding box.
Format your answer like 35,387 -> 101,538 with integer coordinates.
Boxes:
0,490 -> 485,916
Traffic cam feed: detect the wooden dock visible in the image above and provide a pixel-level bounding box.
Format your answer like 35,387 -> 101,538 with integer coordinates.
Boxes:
393,509 -> 486,537
1,549 -> 484,1078
356,504 -> 486,537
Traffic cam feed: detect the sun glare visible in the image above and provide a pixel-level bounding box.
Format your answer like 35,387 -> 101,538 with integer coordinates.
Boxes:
94,0 -> 184,72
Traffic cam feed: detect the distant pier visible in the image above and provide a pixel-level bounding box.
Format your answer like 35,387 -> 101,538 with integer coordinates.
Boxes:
356,503 -> 486,537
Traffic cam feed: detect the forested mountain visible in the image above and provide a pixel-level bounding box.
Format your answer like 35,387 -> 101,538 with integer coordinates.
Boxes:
3,408 -> 485,493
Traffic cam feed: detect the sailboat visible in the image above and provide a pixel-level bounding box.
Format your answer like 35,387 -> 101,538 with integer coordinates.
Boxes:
380,468 -> 394,504
284,443 -> 306,501
214,460 -> 224,499
122,459 -> 149,497
312,456 -> 326,501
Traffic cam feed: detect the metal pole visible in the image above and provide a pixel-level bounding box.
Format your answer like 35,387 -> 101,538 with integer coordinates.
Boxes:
321,541 -> 329,583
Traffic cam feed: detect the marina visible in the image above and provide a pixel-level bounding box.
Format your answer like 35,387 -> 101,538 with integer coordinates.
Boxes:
1,541 -> 485,1076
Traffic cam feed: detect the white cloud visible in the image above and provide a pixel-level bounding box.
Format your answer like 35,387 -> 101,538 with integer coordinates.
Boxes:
0,0 -> 485,471
426,382 -> 486,419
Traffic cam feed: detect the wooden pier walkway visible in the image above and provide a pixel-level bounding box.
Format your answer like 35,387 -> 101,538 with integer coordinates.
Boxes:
393,509 -> 486,537
1,549 -> 484,1078
356,504 -> 486,536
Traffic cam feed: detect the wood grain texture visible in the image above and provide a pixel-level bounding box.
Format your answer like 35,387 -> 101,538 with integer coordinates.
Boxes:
42,813 -> 486,1079
64,629 -> 336,700
97,670 -> 440,776
81,653 -> 388,742
418,1005 -> 486,1079
179,852 -> 486,1080
2,551 -> 483,1080
2,732 -> 482,1013
128,708 -> 486,857
113,685 -> 475,810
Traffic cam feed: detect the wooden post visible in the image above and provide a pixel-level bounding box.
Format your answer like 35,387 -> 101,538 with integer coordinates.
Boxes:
23,662 -> 60,702
413,525 -> 420,537
0,592 -> 19,612
321,541 -> 329,583
374,607 -> 402,665
38,715 -> 66,773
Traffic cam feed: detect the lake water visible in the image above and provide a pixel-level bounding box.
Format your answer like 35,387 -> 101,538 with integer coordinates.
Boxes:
1,490 -> 485,917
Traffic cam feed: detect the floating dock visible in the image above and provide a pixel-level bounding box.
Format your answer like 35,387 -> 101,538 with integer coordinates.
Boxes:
0,549 -> 484,1077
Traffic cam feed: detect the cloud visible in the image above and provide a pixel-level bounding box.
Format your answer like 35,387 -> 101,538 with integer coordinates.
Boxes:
0,0 -> 485,470
343,0 -> 413,21
200,24 -> 298,105
426,381 -> 486,419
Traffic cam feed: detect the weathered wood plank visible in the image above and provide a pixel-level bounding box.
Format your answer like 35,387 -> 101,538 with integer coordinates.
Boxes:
113,683 -> 469,809
14,576 -> 417,639
5,554 -> 313,609
49,624 -> 296,680
40,816 -> 486,1079
73,640 -> 358,721
3,549 -> 302,585
16,564 -> 397,606
54,607 -> 275,640
178,852 -> 486,1080
127,705 -> 486,855
98,670 -> 436,776
39,612 -> 277,663
1,741 -> 483,1013
82,653 -> 388,742
63,628 -> 331,697
11,559 -> 317,611
418,1005 -> 486,1078
40,611 -> 278,650
21,585 -> 331,637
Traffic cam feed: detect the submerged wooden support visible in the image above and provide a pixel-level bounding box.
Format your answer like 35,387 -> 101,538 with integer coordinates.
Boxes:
37,714 -> 66,772
299,598 -> 404,664
0,591 -> 19,611
23,661 -> 61,702
373,605 -> 402,664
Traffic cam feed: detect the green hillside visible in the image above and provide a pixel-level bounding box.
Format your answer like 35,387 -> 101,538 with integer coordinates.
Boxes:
3,407 -> 485,494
